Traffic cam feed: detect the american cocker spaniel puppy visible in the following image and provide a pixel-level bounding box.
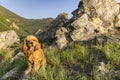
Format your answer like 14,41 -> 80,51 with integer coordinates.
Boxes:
22,35 -> 46,77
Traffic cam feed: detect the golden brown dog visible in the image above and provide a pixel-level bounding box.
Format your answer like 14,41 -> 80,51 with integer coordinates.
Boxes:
22,35 -> 46,77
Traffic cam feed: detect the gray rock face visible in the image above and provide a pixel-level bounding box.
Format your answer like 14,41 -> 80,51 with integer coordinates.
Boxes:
55,27 -> 68,49
107,33 -> 120,44
83,0 -> 119,22
38,12 -> 68,49
70,0 -> 120,42
70,14 -> 106,41
72,1 -> 84,19
1,67 -> 18,80
115,14 -> 120,29
43,12 -> 68,39
0,30 -> 19,49
38,0 -> 120,49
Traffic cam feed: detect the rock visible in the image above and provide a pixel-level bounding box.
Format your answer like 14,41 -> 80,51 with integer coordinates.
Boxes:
55,27 -> 68,49
6,19 -> 10,22
1,67 -> 18,80
88,33 -> 120,46
97,62 -> 107,76
0,30 -> 19,49
83,0 -> 119,22
35,29 -> 42,35
12,52 -> 23,61
107,33 -> 120,44
38,0 -> 120,49
70,0 -> 120,42
115,14 -> 120,29
10,22 -> 19,30
70,14 -> 105,41
39,12 -> 68,47
72,1 -> 84,19
45,12 -> 68,39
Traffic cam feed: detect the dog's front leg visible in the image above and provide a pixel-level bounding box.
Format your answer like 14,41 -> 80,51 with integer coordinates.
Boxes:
23,62 -> 32,77
32,61 -> 41,75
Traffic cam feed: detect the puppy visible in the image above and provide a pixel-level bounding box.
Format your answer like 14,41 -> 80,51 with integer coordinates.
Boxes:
22,35 -> 46,77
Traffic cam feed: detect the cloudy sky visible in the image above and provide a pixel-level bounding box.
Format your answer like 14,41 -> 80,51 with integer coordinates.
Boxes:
0,0 -> 119,19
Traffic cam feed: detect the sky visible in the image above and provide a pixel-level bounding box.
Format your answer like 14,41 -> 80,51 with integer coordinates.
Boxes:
0,0 -> 120,19
0,0 -> 80,19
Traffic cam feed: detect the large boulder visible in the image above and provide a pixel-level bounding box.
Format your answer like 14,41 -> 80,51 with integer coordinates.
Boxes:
0,30 -> 19,49
38,0 -> 120,49
83,0 -> 119,22
70,0 -> 120,41
70,14 -> 105,41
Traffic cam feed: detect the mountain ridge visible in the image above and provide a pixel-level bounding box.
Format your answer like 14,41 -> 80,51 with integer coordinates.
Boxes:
0,5 -> 54,36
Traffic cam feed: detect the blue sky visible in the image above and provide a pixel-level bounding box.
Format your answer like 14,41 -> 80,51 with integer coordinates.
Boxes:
0,0 -> 119,19
0,0 -> 79,19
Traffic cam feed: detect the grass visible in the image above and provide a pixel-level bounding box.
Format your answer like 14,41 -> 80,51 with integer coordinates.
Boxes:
0,5 -> 54,37
0,42 -> 120,80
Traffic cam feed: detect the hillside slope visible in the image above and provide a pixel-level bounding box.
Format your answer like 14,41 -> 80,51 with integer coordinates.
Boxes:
0,0 -> 120,80
0,5 -> 28,36
0,5 -> 53,36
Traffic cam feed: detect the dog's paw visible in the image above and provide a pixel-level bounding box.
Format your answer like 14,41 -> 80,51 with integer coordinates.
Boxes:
20,73 -> 30,80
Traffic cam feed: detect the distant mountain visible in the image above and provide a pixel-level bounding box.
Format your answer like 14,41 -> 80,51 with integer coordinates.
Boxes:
0,5 -> 54,37
26,18 -> 54,34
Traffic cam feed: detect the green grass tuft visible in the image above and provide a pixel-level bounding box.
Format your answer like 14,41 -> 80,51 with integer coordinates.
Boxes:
0,42 -> 120,80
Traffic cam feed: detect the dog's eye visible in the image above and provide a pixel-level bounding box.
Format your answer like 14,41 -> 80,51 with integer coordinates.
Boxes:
26,40 -> 30,43
27,40 -> 29,42
32,39 -> 36,41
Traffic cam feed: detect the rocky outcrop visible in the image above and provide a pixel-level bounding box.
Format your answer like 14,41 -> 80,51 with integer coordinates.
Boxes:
42,12 -> 68,39
38,0 -> 120,49
72,1 -> 84,19
70,0 -> 120,41
115,14 -> 120,29
83,0 -> 119,22
39,12 -> 69,49
55,27 -> 69,49
10,22 -> 19,30
0,30 -> 19,49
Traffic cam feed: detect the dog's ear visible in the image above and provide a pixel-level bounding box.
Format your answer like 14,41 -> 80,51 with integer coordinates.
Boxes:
33,38 -> 38,42
22,39 -> 28,53
35,42 -> 41,50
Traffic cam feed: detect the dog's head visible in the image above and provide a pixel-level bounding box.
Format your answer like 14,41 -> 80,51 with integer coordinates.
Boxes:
22,35 -> 41,53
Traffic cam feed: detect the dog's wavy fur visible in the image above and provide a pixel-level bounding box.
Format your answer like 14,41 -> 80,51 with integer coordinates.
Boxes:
22,35 -> 46,76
